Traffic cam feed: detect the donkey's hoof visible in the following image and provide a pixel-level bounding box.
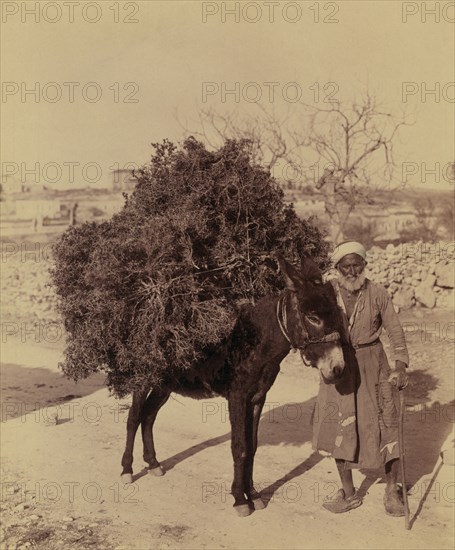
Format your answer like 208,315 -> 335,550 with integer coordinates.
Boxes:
121,473 -> 133,485
149,465 -> 165,477
252,497 -> 266,510
234,504 -> 251,517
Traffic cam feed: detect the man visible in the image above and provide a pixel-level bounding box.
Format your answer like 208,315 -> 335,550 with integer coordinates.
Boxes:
312,241 -> 409,515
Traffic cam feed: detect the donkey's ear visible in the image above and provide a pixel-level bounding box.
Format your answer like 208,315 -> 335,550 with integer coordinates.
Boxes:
301,257 -> 323,284
274,253 -> 305,292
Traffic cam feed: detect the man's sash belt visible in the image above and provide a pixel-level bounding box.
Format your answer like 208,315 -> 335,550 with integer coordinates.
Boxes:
352,338 -> 380,350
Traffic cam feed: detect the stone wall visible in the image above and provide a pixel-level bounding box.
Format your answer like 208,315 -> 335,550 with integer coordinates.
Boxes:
1,241 -> 454,325
1,254 -> 58,323
365,242 -> 454,311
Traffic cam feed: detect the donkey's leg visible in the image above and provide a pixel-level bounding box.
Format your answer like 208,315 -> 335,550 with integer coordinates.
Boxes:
244,396 -> 267,510
121,390 -> 149,484
228,392 -> 250,517
245,367 -> 280,509
140,387 -> 171,476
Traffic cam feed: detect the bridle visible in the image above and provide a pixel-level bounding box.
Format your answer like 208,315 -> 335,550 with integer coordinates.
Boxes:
276,290 -> 341,361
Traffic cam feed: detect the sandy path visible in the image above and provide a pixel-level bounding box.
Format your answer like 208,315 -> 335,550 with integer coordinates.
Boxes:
1,311 -> 454,549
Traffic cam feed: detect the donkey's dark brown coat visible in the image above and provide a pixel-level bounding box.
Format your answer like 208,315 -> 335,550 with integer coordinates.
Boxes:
120,257 -> 345,515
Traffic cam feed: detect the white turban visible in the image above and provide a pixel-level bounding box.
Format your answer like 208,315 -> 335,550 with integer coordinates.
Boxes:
330,241 -> 366,267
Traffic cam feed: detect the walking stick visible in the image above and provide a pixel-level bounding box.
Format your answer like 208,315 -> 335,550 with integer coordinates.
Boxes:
398,389 -> 411,529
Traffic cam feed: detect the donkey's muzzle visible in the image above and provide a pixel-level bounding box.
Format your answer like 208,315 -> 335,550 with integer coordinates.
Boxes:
317,343 -> 345,384
332,365 -> 343,378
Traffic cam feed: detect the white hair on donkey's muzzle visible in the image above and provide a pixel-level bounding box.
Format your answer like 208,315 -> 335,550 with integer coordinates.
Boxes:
316,344 -> 345,383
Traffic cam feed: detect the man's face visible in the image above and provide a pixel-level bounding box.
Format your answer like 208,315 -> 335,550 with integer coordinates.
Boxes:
337,253 -> 366,279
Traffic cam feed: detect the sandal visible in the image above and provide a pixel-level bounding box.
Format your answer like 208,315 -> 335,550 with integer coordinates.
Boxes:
323,489 -> 362,514
384,489 -> 405,517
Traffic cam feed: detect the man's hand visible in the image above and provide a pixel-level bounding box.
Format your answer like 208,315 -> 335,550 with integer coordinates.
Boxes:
388,360 -> 408,390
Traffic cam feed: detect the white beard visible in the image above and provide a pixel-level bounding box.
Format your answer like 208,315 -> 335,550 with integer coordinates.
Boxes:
337,271 -> 366,292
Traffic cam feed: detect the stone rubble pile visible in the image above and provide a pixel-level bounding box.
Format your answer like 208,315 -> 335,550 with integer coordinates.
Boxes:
1,253 -> 59,323
1,241 -> 453,324
366,242 -> 454,311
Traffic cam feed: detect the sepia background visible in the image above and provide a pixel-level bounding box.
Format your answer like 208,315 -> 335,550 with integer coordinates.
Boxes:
1,1 -> 454,549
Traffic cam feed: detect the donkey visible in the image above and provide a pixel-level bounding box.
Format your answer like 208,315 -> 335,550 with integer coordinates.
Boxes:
120,255 -> 346,516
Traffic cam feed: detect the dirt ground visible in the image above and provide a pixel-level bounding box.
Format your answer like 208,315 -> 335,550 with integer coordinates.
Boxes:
1,307 -> 454,550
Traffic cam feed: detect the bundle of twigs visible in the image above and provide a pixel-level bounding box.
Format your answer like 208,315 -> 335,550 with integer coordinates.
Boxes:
51,138 -> 328,397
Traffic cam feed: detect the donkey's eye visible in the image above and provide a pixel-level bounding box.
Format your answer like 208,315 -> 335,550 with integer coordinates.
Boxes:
306,314 -> 322,326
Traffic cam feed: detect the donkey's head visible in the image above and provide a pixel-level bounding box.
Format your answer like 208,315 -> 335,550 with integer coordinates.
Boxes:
276,255 -> 345,384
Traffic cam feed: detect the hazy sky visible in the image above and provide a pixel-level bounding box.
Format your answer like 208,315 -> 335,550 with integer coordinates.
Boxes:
2,0 -> 454,190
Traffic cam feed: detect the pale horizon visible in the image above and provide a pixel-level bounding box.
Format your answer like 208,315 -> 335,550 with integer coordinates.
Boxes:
2,1 -> 454,192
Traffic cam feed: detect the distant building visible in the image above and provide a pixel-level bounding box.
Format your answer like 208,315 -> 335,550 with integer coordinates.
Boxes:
0,176 -> 45,195
15,199 -> 61,219
1,176 -> 18,194
111,169 -> 137,192
100,198 -> 125,216
361,209 -> 416,239
366,210 -> 416,233
292,197 -> 325,218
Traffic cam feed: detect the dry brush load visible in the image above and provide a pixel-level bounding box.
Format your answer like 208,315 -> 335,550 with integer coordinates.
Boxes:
51,138 -> 329,397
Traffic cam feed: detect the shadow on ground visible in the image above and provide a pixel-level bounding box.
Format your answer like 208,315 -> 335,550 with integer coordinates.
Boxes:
1,362 -> 106,422
157,368 -> 452,510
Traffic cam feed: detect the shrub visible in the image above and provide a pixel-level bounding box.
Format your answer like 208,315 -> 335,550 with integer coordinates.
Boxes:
51,138 -> 328,397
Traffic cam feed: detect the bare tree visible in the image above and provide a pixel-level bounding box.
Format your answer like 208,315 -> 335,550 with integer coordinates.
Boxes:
179,92 -> 411,243
178,103 -> 309,169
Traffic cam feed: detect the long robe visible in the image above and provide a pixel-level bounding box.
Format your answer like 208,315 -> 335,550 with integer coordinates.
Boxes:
312,278 -> 409,469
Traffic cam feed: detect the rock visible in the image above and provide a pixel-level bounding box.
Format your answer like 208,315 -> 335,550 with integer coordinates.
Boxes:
421,273 -> 436,287
62,516 -> 75,523
389,282 -> 400,294
435,262 -> 454,288
42,406 -> 59,426
392,287 -> 414,309
415,283 -> 436,308
386,243 -> 399,255
14,504 -> 29,512
392,287 -> 415,309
